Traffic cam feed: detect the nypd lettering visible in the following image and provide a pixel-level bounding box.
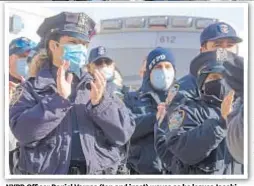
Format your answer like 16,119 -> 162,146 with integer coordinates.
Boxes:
148,54 -> 166,70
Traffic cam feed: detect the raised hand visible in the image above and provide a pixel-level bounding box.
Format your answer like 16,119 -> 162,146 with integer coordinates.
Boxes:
90,70 -> 106,105
221,90 -> 235,121
56,61 -> 73,99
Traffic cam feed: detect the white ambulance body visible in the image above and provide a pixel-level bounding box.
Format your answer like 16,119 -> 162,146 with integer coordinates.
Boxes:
88,16 -> 219,88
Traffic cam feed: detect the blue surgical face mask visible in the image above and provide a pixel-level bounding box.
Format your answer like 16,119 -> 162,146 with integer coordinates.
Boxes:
99,67 -> 115,81
150,68 -> 175,91
16,58 -> 29,79
61,44 -> 88,78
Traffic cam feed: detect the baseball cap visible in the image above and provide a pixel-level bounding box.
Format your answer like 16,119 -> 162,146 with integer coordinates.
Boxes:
200,22 -> 242,46
9,37 -> 37,56
88,46 -> 113,64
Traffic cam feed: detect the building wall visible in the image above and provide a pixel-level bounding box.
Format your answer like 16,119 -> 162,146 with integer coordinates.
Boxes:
8,6 -> 56,43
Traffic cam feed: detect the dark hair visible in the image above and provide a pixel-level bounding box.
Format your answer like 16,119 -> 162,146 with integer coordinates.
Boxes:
45,32 -> 62,62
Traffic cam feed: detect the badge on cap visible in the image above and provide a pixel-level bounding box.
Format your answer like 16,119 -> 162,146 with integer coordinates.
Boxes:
78,13 -> 89,27
168,109 -> 185,130
216,48 -> 228,63
98,46 -> 106,55
166,84 -> 179,104
218,24 -> 229,34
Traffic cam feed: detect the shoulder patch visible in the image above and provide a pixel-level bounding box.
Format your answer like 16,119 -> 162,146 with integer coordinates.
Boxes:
10,85 -> 23,107
166,84 -> 180,104
168,109 -> 185,130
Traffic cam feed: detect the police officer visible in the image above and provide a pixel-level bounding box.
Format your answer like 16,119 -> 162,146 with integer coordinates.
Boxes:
87,46 -> 133,174
9,37 -> 37,160
88,46 -> 132,101
222,56 -> 244,164
124,47 -> 176,174
88,46 -> 126,95
169,22 -> 243,109
9,12 -> 135,175
9,37 -> 37,83
155,49 -> 242,174
9,37 -> 37,99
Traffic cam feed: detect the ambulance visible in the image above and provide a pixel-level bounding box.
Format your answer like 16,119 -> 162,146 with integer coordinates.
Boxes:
89,16 -> 219,88
9,7 -> 243,88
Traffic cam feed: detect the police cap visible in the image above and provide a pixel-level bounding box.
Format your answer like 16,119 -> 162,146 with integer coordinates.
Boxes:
37,12 -> 96,43
200,22 -> 242,46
